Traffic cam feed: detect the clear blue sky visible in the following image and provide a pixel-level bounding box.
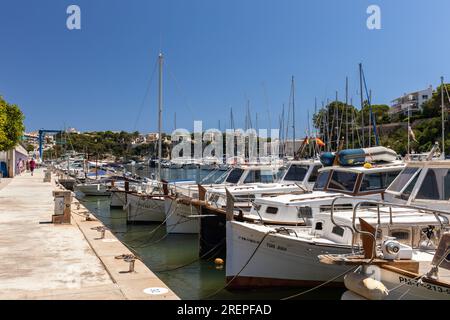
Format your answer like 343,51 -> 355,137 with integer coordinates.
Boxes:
0,0 -> 449,136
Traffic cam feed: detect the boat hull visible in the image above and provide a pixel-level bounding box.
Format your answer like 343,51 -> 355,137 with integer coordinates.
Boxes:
75,184 -> 111,196
226,221 -> 351,289
125,193 -> 166,223
354,265 -> 450,300
164,198 -> 200,234
110,190 -> 127,208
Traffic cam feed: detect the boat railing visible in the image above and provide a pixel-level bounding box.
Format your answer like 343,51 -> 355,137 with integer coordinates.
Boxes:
330,196 -> 450,262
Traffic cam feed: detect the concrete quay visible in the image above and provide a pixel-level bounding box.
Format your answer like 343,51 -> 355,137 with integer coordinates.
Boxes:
0,169 -> 178,300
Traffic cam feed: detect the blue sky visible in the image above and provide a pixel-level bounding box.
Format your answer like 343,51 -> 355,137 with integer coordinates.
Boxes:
0,0 -> 449,136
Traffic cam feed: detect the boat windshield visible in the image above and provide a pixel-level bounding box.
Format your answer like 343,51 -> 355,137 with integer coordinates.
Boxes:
415,168 -> 450,201
308,165 -> 321,183
328,171 -> 358,193
387,167 -> 421,193
313,171 -> 330,190
359,170 -> 402,192
283,164 -> 309,182
244,169 -> 277,184
225,168 -> 244,184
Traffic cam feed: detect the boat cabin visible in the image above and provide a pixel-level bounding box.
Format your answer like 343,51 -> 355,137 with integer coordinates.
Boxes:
310,209 -> 449,248
204,160 -> 322,207
385,160 -> 450,212
244,162 -> 405,225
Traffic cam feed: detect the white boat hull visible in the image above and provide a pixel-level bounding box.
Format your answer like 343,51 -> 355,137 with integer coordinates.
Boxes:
354,265 -> 450,300
110,190 -> 127,208
125,193 -> 166,223
164,198 -> 200,234
75,184 -> 111,196
226,221 -> 351,288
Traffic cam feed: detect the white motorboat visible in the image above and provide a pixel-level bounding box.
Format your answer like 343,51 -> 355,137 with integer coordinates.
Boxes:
164,162 -> 299,234
226,202 -> 449,289
75,183 -> 111,196
242,161 -> 405,225
323,158 -> 450,300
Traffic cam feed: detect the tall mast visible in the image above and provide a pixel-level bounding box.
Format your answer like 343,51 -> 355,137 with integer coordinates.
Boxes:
345,77 -> 349,149
291,76 -> 295,158
368,89 -> 372,148
351,98 -> 355,149
359,63 -> 365,148
174,112 -> 176,131
442,76 -> 446,158
407,104 -> 410,156
157,52 -> 163,180
314,97 -> 318,156
335,91 -> 338,151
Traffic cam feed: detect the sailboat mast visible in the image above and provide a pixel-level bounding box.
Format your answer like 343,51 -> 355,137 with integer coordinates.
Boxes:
291,76 -> 295,158
359,63 -> 365,148
407,104 -> 410,156
157,52 -> 163,179
442,76 -> 446,158
345,77 -> 349,149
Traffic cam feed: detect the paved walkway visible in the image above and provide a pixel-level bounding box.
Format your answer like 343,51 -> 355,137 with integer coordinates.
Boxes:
0,169 -> 178,300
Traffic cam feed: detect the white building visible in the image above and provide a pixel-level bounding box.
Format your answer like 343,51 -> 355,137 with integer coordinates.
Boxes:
0,144 -> 29,178
389,86 -> 433,116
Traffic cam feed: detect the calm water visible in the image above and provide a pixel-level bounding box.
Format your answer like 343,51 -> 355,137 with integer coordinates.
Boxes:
79,167 -> 344,300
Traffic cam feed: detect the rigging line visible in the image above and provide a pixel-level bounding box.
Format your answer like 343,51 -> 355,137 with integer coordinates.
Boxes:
165,61 -> 195,123
361,67 -> 379,146
132,57 -> 159,131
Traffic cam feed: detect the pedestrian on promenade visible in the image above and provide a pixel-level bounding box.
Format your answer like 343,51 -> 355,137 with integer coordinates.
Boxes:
29,158 -> 36,176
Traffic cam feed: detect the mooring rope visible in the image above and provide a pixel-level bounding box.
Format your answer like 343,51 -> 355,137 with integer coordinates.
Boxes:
201,231 -> 271,300
154,238 -> 226,273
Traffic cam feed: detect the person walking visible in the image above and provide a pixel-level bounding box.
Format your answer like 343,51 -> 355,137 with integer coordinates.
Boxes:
29,158 -> 36,176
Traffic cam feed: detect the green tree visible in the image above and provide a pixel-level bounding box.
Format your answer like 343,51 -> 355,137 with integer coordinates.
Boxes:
0,96 -> 25,151
421,83 -> 450,118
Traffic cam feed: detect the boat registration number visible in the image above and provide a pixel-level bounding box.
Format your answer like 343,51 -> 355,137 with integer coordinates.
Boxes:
398,276 -> 450,294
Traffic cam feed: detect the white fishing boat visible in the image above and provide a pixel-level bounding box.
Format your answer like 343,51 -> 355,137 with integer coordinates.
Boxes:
321,158 -> 450,300
242,161 -> 404,225
226,201 -> 449,289
75,183 -> 111,196
164,161 -> 307,234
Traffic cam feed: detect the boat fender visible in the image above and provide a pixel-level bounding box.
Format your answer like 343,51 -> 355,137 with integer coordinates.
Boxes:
344,272 -> 388,300
320,152 -> 336,166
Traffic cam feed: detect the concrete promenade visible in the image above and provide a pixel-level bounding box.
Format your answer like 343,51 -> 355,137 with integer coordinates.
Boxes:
0,169 -> 178,300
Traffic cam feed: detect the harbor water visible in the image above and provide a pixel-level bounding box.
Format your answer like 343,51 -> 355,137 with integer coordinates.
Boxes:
79,167 -> 345,300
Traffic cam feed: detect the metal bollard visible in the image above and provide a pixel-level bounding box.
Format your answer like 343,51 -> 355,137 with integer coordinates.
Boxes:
124,257 -> 136,273
91,226 -> 107,239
